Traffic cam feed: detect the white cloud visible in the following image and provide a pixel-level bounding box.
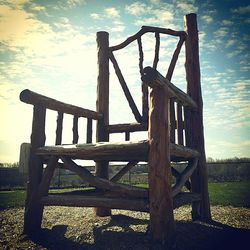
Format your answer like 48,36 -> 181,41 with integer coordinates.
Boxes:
214,27 -> 228,38
222,19 -> 234,26
105,7 -> 120,18
90,13 -> 102,20
231,5 -> 250,14
177,2 -> 198,13
125,2 -> 149,15
226,39 -> 237,48
201,15 -> 213,24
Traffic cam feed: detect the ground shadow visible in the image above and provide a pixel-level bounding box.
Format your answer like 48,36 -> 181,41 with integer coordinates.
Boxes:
19,216 -> 250,250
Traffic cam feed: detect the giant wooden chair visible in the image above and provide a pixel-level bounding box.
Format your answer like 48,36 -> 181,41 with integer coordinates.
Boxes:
20,14 -> 211,245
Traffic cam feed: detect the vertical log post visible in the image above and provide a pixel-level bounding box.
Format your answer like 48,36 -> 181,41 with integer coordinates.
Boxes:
177,103 -> 184,145
87,118 -> 93,143
184,13 -> 211,220
95,31 -> 111,216
148,85 -> 175,245
23,105 -> 46,234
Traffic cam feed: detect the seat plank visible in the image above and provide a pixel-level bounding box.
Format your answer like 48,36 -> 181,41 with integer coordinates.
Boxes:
36,140 -> 199,162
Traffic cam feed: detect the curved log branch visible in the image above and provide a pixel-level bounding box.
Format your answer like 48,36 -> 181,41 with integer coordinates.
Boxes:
110,26 -> 186,51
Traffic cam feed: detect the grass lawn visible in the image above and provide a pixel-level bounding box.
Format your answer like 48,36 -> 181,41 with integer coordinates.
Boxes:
0,181 -> 249,210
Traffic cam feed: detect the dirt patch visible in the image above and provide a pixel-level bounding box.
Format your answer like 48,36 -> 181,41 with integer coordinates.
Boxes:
0,206 -> 250,249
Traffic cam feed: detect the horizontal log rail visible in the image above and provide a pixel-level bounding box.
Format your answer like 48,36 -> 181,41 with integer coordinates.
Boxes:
20,89 -> 103,120
36,140 -> 199,162
142,67 -> 197,109
107,123 -> 147,133
110,26 -> 186,51
40,192 -> 200,211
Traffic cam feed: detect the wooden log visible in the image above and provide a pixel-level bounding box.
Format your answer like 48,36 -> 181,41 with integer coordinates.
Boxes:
19,143 -> 31,174
41,195 -> 149,212
86,118 -> 93,143
110,161 -> 138,182
125,131 -> 130,141
173,192 -> 201,209
61,157 -> 148,198
37,140 -> 199,162
96,31 -> 110,216
137,37 -> 148,122
72,116 -> 79,144
110,26 -> 186,51
107,123 -> 147,133
23,104 -> 46,234
148,85 -> 175,244
184,13 -> 211,221
170,99 -> 176,143
171,167 -> 191,191
109,51 -> 142,123
153,32 -> 160,69
55,112 -> 63,145
37,157 -> 58,197
172,158 -> 198,197
137,37 -> 144,74
142,67 -> 197,109
166,36 -> 185,81
41,192 -> 200,212
177,103 -> 184,145
20,89 -> 102,120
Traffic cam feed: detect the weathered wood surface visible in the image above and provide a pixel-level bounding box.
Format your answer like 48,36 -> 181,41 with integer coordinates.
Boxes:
72,116 -> 79,144
110,161 -> 138,182
184,13 -> 211,221
20,89 -> 102,120
109,51 -> 142,122
86,118 -> 93,143
171,167 -> 191,191
107,123 -> 147,133
61,157 -> 148,198
173,192 -> 201,209
153,32 -> 160,69
96,31 -> 110,216
36,140 -> 199,161
40,192 -> 200,211
142,67 -> 197,109
166,36 -> 185,81
170,99 -> 176,143
177,103 -> 184,145
172,158 -> 198,197
41,195 -> 149,212
137,36 -> 149,122
148,84 -> 175,243
23,104 -> 46,234
110,26 -> 186,51
19,143 -> 31,174
55,112 -> 63,145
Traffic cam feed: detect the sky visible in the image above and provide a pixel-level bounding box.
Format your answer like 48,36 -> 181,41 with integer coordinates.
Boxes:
0,0 -> 249,163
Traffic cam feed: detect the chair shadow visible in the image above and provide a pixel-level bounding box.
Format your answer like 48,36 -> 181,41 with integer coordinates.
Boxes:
20,216 -> 250,250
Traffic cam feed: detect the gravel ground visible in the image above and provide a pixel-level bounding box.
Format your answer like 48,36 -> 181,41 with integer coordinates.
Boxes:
0,206 -> 250,250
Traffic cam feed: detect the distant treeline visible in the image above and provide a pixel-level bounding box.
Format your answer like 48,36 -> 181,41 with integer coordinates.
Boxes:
0,159 -> 250,189
1,157 -> 250,168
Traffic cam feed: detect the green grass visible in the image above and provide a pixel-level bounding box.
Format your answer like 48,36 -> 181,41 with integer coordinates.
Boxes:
0,190 -> 26,209
0,181 -> 249,210
208,181 -> 250,207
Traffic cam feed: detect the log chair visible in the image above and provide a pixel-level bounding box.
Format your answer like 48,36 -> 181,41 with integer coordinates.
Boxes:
19,13 -> 211,245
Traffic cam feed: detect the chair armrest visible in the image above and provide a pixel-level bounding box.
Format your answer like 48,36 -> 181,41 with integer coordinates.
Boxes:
20,89 -> 103,120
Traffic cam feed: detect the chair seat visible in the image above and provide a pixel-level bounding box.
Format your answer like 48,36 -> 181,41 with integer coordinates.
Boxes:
37,140 -> 199,162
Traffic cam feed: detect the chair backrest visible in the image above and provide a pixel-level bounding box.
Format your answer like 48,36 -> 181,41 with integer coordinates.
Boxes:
96,25 -> 189,146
